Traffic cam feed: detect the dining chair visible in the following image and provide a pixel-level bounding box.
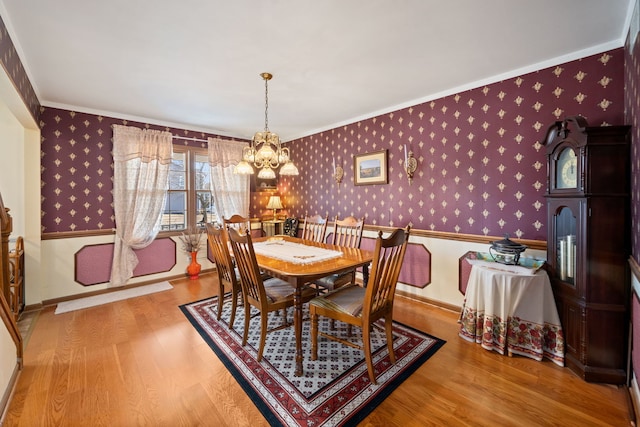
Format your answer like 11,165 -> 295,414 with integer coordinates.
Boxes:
227,227 -> 317,362
301,214 -> 328,243
313,216 -> 365,293
223,214 -> 251,235
310,226 -> 411,384
205,223 -> 242,329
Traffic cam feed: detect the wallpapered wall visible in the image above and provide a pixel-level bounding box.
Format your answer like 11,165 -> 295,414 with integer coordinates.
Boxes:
38,110 -> 245,233
625,33 -> 640,264
0,16 -> 40,122
40,49 -> 626,243
280,49 -> 625,242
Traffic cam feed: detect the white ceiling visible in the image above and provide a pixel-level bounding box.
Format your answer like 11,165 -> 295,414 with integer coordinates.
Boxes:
0,1 -> 634,141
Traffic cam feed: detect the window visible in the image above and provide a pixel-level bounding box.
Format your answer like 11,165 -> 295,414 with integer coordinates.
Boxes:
163,146 -> 218,231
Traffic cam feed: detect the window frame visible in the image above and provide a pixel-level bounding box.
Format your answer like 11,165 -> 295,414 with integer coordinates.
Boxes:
161,145 -> 216,235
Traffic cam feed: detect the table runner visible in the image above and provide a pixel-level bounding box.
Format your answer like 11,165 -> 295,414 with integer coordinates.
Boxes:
253,239 -> 343,264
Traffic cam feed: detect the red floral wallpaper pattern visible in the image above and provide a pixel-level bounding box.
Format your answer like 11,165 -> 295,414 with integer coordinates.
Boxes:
39,109 -> 244,233
625,32 -> 640,264
280,49 -> 625,241
0,15 -> 40,122
0,6 -> 629,244
40,49 -> 626,240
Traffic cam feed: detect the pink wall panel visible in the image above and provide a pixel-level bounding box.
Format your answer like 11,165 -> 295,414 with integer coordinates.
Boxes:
74,238 -> 176,286
633,291 -> 640,383
360,236 -> 430,288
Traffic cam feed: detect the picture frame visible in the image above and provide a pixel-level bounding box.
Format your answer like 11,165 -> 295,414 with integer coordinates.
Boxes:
354,149 -> 388,185
250,174 -> 278,192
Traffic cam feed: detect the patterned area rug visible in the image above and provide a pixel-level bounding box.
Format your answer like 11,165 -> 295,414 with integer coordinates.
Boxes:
180,296 -> 445,427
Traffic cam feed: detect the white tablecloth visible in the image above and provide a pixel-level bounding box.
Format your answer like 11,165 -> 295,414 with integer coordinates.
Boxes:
253,239 -> 343,265
458,265 -> 564,366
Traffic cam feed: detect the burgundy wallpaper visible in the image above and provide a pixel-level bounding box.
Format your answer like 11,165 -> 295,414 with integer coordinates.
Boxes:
278,49 -> 625,241
625,32 -> 640,264
39,109 -> 246,234
0,15 -> 39,122
0,6 -> 629,245
37,50 -> 626,243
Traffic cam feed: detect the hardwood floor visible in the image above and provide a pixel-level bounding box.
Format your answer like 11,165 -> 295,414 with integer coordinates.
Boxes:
3,272 -> 633,426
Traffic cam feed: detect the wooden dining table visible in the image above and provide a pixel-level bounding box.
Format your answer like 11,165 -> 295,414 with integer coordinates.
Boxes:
251,235 -> 374,376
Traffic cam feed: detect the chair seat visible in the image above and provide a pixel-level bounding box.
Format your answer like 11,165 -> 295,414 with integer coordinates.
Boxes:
310,284 -> 365,317
313,270 -> 354,291
264,277 -> 316,303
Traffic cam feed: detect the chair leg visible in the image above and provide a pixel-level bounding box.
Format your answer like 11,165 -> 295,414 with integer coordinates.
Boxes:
362,323 -> 377,385
385,316 -> 396,364
217,286 -> 225,321
229,288 -> 238,328
242,303 -> 251,346
311,312 -> 319,360
257,312 -> 269,362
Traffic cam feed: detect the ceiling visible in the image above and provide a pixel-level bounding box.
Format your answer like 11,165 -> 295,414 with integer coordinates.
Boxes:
0,1 -> 634,141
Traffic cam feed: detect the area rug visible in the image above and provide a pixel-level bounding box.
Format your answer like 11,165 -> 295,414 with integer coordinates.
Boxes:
55,281 -> 173,314
180,296 -> 445,427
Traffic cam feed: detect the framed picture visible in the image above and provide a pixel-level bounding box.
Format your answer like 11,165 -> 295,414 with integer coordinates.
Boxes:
354,149 -> 388,185
250,175 -> 278,192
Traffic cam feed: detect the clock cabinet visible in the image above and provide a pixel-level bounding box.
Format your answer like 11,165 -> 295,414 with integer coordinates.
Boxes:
544,116 -> 631,384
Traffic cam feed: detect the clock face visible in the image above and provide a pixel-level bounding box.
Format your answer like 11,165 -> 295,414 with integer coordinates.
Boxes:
557,148 -> 577,189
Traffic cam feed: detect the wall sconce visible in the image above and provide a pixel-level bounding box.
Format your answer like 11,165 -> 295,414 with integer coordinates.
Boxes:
332,157 -> 344,185
404,145 -> 418,184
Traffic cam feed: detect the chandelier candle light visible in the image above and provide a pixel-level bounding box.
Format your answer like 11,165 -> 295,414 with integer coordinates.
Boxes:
234,72 -> 299,179
266,195 -> 284,220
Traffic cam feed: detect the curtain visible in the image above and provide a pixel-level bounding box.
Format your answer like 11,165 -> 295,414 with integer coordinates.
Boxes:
110,125 -> 173,287
208,137 -> 250,220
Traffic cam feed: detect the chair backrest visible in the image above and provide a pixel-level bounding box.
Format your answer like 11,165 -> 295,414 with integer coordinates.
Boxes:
205,223 -> 238,289
363,226 -> 411,320
227,227 -> 268,309
223,215 -> 251,235
329,216 -> 364,248
282,217 -> 299,237
301,214 -> 328,243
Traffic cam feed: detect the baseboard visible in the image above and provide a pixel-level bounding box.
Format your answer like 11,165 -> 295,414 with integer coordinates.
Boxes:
630,375 -> 639,426
0,361 -> 21,425
396,289 -> 461,313
42,269 -> 215,308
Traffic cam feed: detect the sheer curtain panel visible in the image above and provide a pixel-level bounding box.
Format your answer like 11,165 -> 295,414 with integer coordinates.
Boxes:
208,138 -> 250,220
110,125 -> 173,287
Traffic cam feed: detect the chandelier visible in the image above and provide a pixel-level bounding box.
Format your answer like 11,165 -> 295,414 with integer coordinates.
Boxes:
234,72 -> 299,179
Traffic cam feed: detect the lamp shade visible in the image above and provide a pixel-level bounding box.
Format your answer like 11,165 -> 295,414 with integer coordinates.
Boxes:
266,196 -> 284,210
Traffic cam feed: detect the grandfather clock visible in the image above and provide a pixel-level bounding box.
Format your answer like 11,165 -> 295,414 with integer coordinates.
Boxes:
544,115 -> 630,384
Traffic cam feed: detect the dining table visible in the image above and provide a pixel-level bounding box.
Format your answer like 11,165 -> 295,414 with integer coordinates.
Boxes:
251,235 -> 374,376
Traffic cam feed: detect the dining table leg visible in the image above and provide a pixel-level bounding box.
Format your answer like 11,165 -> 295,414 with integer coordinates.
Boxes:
293,282 -> 304,376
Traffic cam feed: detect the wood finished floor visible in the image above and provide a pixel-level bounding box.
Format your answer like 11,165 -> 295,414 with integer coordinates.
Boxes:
3,272 -> 633,426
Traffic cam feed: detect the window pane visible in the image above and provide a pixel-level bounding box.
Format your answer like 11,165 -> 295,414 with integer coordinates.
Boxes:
169,152 -> 186,190
196,191 -> 218,225
163,192 -> 186,230
194,154 -> 210,191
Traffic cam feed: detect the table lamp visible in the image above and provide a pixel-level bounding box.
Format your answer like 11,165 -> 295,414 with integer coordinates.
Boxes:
266,195 -> 284,220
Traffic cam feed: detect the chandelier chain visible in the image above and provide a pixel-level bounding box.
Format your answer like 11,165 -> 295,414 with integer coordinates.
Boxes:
264,76 -> 269,131
233,72 -> 298,177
